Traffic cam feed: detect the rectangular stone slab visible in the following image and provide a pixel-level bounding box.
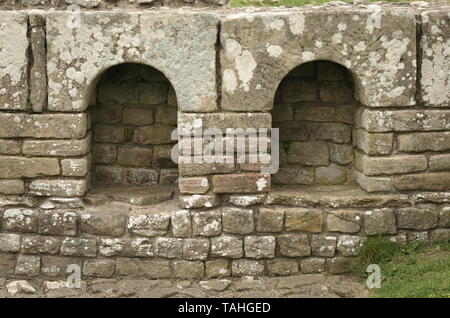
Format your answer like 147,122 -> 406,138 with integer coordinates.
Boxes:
0,11 -> 28,111
46,11 -> 219,112
220,6 -> 417,111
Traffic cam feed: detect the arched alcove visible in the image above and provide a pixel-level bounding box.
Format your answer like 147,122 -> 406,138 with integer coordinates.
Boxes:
271,61 -> 359,186
87,63 -> 178,205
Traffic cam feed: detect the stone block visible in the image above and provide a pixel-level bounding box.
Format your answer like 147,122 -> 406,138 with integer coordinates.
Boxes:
99,238 -> 155,257
285,208 -> 323,232
41,256 -> 83,277
0,180 -> 25,195
61,238 -> 97,257
393,172 -> 450,191
244,236 -> 276,259
295,106 -> 334,122
315,164 -> 346,184
279,79 -> 317,102
15,255 -> 41,276
192,210 -> 222,236
205,259 -> 231,278
287,141 -> 329,166
172,260 -> 204,279
117,146 -> 153,167
93,125 -> 126,143
180,194 -> 220,209
29,179 -> 87,197
95,166 -> 124,184
128,212 -> 170,237
61,158 -> 89,177
92,143 -> 117,163
257,208 -> 285,233
222,207 -> 254,234
132,125 -> 173,145
123,107 -> 154,126
328,143 -> 354,165
0,252 -> 16,274
80,210 -> 127,237
115,258 -> 171,278
0,12 -> 28,111
231,260 -> 265,276
397,206 -> 439,230
327,210 -> 361,233
272,167 -> 314,185
267,259 -> 299,276
0,140 -> 21,155
364,208 -> 397,235
0,233 -> 21,252
2,208 -> 38,233
337,235 -> 365,256
440,207 -> 450,227
155,106 -> 177,126
152,144 -> 176,168
38,211 -> 78,236
179,177 -> 210,194
125,168 -> 159,186
23,138 -> 89,156
159,168 -> 179,184
83,259 -> 115,278
183,239 -> 210,261
319,81 -> 352,102
429,154 -> 450,171
300,258 -> 325,274
155,238 -> 183,258
21,235 -> 61,255
278,234 -> 310,257
0,156 -> 60,178
429,229 -> 450,244
354,170 -> 393,192
92,105 -> 122,124
397,132 -> 450,152
355,151 -> 427,176
171,210 -> 192,238
310,234 -> 337,257
211,235 -> 243,259
212,173 -> 271,193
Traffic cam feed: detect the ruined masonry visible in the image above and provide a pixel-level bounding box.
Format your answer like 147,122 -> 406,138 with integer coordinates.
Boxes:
0,2 -> 450,280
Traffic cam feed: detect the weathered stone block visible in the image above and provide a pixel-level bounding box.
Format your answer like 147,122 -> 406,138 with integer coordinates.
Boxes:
83,259 -> 115,278
328,143 -> 354,165
310,234 -> 337,257
393,172 -> 450,191
15,255 -> 40,276
211,235 -> 243,259
355,151 -> 427,176
327,210 -> 361,233
2,208 -> 38,233
337,235 -> 365,256
222,207 -> 254,234
315,164 -> 346,185
178,113 -> 271,133
80,210 -> 127,237
128,212 -> 170,237
61,158 -> 89,177
244,236 -> 276,259
300,258 -> 325,274
92,143 -> 117,163
117,146 -> 153,167
319,81 -> 352,102
23,138 -> 89,157
0,113 -> 87,138
397,206 -> 439,230
0,140 -> 21,155
123,107 -> 154,126
221,9 -> 416,110
272,167 -> 314,185
229,195 -> 265,207
93,125 -> 126,143
287,141 -> 329,166
353,129 -> 393,155
0,156 -> 60,178
285,208 -> 323,232
41,256 -> 83,277
172,260 -> 204,279
267,259 -> 299,276
0,12 -> 28,111
171,210 -> 192,238
152,144 -> 176,168
420,10 -> 450,107
159,168 -> 179,184
95,166 -> 124,184
155,106 -> 177,126
205,259 -> 231,278
115,258 -> 171,278
364,208 -> 397,235
440,207 -> 450,227
257,208 -> 285,233
278,234 -> 310,257
61,238 -> 97,257
38,211 -> 78,236
354,170 -> 393,193
179,157 -> 236,177
92,105 -> 122,124
429,154 -> 450,171
0,179 -> 25,195
179,177 -> 210,194
212,174 -> 270,193
29,179 -> 87,197
357,109 -> 450,132
397,132 -> 450,152
0,233 -> 21,252
295,106 -> 334,122
125,168 -> 158,186
429,229 -> 450,243
232,259 -> 265,276
192,210 -> 221,236
279,79 -> 317,103
47,11 -> 218,112
0,252 -> 16,274
155,238 -> 183,258
99,238 -> 154,257
183,239 -> 209,261
180,194 -> 220,209
22,235 -> 61,255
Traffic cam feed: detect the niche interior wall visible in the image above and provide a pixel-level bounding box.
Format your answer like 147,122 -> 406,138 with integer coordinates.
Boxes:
0,4 -> 449,280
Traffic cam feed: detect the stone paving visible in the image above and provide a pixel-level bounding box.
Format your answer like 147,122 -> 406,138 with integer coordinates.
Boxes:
0,274 -> 368,298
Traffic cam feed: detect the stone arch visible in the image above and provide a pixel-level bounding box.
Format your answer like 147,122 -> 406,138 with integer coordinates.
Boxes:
271,60 -> 359,186
87,62 -> 179,201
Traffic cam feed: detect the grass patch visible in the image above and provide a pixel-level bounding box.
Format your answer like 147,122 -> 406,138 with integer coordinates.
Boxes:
351,236 -> 450,298
231,0 -> 435,8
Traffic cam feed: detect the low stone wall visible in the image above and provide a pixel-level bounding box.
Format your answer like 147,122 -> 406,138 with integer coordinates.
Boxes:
0,3 -> 449,280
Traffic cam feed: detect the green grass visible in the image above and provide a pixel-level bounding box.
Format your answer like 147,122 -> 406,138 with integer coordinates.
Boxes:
231,0 -> 436,8
351,236 -> 450,298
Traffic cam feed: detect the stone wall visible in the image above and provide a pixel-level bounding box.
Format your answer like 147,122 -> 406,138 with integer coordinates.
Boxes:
0,3 -> 449,280
91,63 -> 178,187
273,61 -> 357,185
